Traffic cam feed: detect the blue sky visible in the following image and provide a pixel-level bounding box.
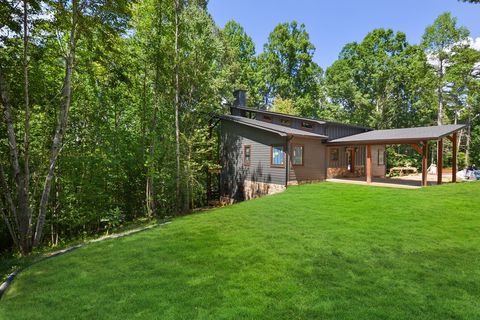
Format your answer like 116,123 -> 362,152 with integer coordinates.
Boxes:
208,0 -> 480,69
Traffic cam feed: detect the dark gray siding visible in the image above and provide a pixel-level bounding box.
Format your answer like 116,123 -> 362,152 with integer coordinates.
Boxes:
220,120 -> 287,200
233,108 -> 369,139
324,124 -> 368,140
252,110 -> 324,135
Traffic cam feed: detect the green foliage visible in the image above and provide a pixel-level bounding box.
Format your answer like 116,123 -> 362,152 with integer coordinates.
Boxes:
2,183 -> 480,318
221,20 -> 262,106
258,21 -> 323,117
326,29 -> 437,129
269,96 -> 300,115
101,207 -> 125,234
421,12 -> 469,58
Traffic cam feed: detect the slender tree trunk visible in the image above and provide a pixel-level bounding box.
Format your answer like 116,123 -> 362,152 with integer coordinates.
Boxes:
0,67 -> 30,254
23,0 -> 31,240
437,59 -> 444,126
33,0 -> 78,247
0,163 -> 20,250
174,0 -> 181,214
465,120 -> 471,166
145,70 -> 159,218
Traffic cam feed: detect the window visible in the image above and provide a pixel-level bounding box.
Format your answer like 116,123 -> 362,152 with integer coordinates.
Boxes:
244,145 -> 251,166
301,121 -> 313,129
263,115 -> 272,122
330,148 -> 339,161
271,145 -> 285,167
292,145 -> 304,166
280,118 -> 292,126
378,149 -> 385,165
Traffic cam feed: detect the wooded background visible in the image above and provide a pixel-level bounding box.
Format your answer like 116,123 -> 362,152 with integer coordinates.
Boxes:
1,0 -> 479,254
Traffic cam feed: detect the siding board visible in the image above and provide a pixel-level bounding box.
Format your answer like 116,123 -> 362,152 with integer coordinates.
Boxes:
220,120 -> 286,200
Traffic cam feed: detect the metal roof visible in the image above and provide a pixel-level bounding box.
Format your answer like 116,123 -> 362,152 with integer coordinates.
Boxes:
231,106 -> 371,130
218,115 -> 328,139
328,124 -> 466,145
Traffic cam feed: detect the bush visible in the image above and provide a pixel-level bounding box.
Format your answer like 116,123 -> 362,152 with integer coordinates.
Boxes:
100,207 -> 125,235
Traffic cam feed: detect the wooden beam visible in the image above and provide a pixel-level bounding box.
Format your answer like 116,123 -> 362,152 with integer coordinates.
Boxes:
366,144 -> 372,184
410,143 -> 423,155
452,132 -> 457,183
422,140 -> 428,187
437,139 -> 443,185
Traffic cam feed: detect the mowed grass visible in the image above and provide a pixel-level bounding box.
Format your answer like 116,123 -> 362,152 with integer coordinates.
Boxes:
1,183 -> 480,319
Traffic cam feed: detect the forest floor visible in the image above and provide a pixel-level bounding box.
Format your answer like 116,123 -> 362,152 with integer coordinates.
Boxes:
1,182 -> 480,319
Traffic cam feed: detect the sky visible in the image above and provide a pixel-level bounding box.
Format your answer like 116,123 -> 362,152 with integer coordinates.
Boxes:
208,0 -> 480,69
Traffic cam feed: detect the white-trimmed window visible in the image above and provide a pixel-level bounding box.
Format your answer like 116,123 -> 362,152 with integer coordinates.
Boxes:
292,145 -> 304,166
271,145 -> 285,167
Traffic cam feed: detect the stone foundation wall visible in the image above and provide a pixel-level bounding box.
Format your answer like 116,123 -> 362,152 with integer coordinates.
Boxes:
327,166 -> 365,178
220,180 -> 285,204
244,180 -> 285,200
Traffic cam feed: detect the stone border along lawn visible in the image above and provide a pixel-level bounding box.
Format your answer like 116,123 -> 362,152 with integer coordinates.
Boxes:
0,222 -> 170,299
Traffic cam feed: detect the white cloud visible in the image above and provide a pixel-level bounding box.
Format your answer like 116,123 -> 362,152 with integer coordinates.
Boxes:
469,37 -> 480,51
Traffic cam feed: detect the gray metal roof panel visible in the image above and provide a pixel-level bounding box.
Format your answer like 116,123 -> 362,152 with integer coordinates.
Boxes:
219,115 -> 328,139
231,106 -> 372,130
328,124 -> 466,144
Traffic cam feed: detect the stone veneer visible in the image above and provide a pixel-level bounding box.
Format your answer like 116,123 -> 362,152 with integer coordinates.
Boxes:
327,166 -> 365,179
243,180 -> 285,200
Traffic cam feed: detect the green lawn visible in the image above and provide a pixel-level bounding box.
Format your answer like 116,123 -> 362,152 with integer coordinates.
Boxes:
1,182 -> 480,319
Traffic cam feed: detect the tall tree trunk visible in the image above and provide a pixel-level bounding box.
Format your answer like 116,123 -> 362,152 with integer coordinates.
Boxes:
437,59 -> 444,126
0,163 -> 20,250
465,117 -> 471,166
33,0 -> 78,247
23,0 -> 31,240
145,67 -> 159,218
0,67 -> 30,254
174,0 -> 181,214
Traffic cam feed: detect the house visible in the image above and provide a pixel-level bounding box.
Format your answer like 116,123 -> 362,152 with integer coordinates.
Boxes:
218,90 -> 465,202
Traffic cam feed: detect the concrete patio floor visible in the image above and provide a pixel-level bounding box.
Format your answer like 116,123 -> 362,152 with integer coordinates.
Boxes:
326,174 -> 454,189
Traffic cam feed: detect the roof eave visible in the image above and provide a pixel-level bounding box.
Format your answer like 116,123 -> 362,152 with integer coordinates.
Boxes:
327,124 -> 466,145
219,116 -> 287,137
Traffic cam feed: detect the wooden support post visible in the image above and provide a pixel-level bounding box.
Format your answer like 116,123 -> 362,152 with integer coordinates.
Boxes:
422,141 -> 428,187
437,139 -> 443,185
366,144 -> 372,184
452,132 -> 457,183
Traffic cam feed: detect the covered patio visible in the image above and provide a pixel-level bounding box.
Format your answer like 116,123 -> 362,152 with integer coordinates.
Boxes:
327,124 -> 466,187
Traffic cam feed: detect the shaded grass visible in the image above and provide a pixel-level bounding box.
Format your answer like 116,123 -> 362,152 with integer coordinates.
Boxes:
1,182 -> 480,319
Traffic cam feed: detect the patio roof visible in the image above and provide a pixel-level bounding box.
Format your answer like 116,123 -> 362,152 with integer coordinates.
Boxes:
328,124 -> 466,145
218,115 -> 328,139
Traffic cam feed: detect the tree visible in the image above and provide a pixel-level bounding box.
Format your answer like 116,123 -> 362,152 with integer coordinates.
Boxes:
221,20 -> 261,106
258,21 -> 322,116
270,96 -> 299,115
326,29 -> 436,129
445,46 -> 480,165
0,0 -> 130,253
421,12 -> 469,126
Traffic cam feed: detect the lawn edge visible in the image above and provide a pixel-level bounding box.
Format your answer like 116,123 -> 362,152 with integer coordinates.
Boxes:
0,221 -> 171,300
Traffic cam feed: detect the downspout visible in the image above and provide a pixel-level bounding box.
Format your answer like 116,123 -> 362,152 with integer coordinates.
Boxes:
285,135 -> 294,188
